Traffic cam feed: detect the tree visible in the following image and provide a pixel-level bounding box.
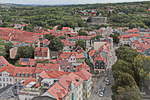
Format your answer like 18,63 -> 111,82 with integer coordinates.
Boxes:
85,58 -> 94,72
116,46 -> 139,63
44,34 -> 55,41
75,40 -> 86,50
23,25 -> 34,32
91,35 -> 102,40
58,36 -> 66,39
112,60 -> 133,77
0,40 -> 13,57
110,33 -> 120,44
78,30 -> 88,36
133,55 -> 150,88
112,72 -> 141,100
16,46 -> 34,59
48,37 -> 64,51
0,39 -> 6,56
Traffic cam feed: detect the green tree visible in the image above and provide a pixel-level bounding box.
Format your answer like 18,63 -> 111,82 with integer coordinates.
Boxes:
58,36 -> 66,39
110,33 -> 120,44
44,34 -> 55,41
85,58 -> 94,72
16,46 -> 34,59
75,40 -> 86,50
91,35 -> 103,40
112,60 -> 133,77
0,39 -> 6,56
133,55 -> 150,88
48,37 -> 64,51
78,30 -> 88,36
112,72 -> 141,100
116,46 -> 139,63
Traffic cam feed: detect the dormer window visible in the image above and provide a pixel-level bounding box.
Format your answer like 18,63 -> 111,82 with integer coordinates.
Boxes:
75,79 -> 79,82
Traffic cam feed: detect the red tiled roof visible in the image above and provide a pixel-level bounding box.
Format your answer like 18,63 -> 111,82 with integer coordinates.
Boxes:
76,62 -> 90,71
119,34 -> 140,38
42,39 -> 50,45
0,64 -> 15,76
0,64 -> 36,76
34,47 -> 49,57
0,56 -> 9,66
13,67 -> 36,75
146,9 -> 150,11
74,69 -> 92,81
0,27 -> 39,43
62,27 -> 71,30
35,63 -> 60,73
76,53 -> 84,59
39,71 -> 69,79
67,73 -> 83,87
59,52 -> 84,59
89,50 -> 96,57
59,72 -> 83,88
132,41 -> 150,53
61,40 -> 75,46
19,58 -> 36,66
125,28 -> 139,33
22,78 -> 36,86
94,55 -> 106,63
68,35 -> 94,40
47,82 -> 68,100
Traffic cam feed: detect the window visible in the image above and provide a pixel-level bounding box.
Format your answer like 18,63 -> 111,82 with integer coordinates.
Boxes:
17,73 -> 20,77
25,74 -> 28,77
10,78 -> 12,82
7,78 -> 8,82
0,78 -> 1,81
3,78 -> 5,82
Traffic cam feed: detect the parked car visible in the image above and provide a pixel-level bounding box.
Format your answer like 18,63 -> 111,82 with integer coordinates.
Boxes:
106,81 -> 111,85
99,91 -> 104,97
104,77 -> 109,82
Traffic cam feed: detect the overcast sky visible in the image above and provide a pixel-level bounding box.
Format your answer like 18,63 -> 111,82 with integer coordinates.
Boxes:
0,0 -> 149,5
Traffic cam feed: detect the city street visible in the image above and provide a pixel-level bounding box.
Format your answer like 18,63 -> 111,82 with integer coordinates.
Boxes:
89,70 -> 113,100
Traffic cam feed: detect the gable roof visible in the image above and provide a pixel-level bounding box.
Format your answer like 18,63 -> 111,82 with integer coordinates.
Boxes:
59,52 -> 84,59
119,34 -> 140,38
88,50 -> 96,57
39,71 -> 69,79
47,82 -> 68,100
0,27 -> 38,43
35,63 -> 60,73
74,69 -> 92,81
61,40 -> 75,46
19,58 -> 36,66
0,56 -> 9,67
35,47 -> 49,57
125,28 -> 140,33
0,64 -> 36,76
76,62 -> 90,71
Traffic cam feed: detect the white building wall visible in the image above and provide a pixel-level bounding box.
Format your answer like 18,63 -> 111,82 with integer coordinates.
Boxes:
0,71 -> 14,88
41,78 -> 58,87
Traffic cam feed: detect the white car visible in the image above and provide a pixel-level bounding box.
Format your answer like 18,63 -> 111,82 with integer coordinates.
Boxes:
99,92 -> 104,97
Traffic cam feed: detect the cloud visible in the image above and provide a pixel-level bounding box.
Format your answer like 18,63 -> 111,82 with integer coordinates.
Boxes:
0,0 -> 149,5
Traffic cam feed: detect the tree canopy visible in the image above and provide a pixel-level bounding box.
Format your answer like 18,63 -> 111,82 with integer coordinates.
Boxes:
16,46 -> 34,59
75,40 -> 86,50
116,46 -> 139,63
48,37 -> 64,51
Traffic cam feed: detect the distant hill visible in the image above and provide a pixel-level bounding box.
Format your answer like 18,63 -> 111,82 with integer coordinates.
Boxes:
0,1 -> 150,7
